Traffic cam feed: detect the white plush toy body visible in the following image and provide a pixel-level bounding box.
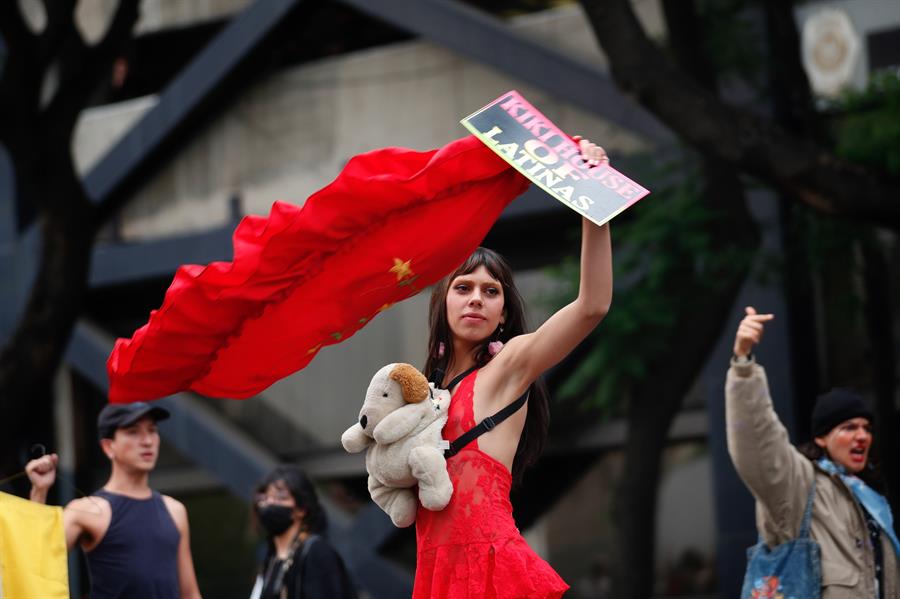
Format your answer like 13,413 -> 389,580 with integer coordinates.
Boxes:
341,363 -> 453,528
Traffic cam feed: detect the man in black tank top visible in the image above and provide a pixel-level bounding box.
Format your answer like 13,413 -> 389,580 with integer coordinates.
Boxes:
26,402 -> 203,599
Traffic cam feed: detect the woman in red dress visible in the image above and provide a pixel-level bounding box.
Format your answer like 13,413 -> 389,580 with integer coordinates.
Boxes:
414,140 -> 613,598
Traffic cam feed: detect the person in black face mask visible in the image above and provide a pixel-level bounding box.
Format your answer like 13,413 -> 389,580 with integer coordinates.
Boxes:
249,466 -> 357,599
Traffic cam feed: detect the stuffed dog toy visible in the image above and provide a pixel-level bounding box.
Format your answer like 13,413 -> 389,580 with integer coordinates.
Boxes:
341,363 -> 453,528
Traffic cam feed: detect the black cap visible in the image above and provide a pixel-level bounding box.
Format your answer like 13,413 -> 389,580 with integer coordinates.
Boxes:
811,388 -> 873,438
97,402 -> 170,440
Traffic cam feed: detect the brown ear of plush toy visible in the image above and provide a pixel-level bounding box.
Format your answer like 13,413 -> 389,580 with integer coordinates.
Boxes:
389,363 -> 430,404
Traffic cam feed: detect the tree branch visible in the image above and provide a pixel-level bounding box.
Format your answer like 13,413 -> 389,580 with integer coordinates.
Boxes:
43,0 -> 139,140
0,2 -> 37,56
0,3 -> 41,151
88,0 -> 139,72
661,0 -> 714,89
578,0 -> 900,228
38,0 -> 81,71
606,5 -> 759,596
762,0 -> 824,141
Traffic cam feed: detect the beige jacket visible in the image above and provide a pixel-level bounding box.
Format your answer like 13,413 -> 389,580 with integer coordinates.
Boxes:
726,358 -> 898,598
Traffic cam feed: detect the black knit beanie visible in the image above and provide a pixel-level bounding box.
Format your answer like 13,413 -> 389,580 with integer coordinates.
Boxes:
811,388 -> 873,438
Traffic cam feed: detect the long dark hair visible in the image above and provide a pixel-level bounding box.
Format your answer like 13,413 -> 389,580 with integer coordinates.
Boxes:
424,247 -> 550,483
798,441 -> 886,494
255,465 -> 328,534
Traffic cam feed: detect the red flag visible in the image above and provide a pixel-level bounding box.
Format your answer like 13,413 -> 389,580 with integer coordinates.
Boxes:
107,135 -> 528,402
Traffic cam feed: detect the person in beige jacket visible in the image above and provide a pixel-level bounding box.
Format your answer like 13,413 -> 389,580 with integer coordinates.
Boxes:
727,306 -> 899,598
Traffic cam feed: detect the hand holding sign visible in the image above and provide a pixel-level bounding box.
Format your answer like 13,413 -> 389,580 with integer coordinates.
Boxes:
573,135 -> 609,167
462,91 -> 649,225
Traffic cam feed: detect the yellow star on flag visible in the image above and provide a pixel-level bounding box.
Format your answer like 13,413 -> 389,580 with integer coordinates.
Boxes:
389,258 -> 414,281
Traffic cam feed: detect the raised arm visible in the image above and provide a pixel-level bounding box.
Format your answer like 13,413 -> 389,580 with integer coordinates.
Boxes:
27,453 -> 86,550
514,216 -> 612,381
485,139 -> 612,402
26,453 -> 58,504
726,307 -> 814,538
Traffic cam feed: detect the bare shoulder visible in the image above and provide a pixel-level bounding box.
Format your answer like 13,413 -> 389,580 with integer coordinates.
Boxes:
161,494 -> 189,529
64,495 -> 112,550
65,495 -> 111,522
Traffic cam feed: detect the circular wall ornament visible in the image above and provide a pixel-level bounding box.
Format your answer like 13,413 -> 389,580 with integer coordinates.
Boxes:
802,8 -> 860,97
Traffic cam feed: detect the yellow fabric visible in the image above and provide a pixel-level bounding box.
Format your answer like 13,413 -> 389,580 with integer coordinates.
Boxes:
0,490 -> 68,599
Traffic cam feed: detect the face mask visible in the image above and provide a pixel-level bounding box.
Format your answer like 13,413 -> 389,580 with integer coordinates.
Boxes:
257,504 -> 295,537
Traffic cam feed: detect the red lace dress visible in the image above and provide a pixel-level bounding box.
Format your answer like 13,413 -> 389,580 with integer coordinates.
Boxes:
413,370 -> 569,598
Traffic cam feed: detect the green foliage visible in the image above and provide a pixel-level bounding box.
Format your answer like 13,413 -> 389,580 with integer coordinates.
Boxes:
784,203 -> 870,324
830,70 -> 900,175
750,71 -> 900,311
546,154 -> 753,417
775,71 -> 900,321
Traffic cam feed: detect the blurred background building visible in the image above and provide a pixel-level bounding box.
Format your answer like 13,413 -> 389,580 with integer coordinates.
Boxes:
2,0 -> 899,597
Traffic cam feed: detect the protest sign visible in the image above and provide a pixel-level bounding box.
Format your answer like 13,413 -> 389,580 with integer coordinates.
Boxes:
462,90 -> 650,225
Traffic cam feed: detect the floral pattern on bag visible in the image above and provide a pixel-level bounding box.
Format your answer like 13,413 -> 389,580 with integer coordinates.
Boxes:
750,576 -> 784,599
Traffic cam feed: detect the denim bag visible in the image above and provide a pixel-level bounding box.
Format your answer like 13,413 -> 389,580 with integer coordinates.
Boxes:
741,477 -> 821,599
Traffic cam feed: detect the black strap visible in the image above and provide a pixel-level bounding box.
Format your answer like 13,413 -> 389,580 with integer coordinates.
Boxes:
445,390 -> 529,458
428,364 -> 478,389
445,365 -> 478,390
430,365 -> 530,459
